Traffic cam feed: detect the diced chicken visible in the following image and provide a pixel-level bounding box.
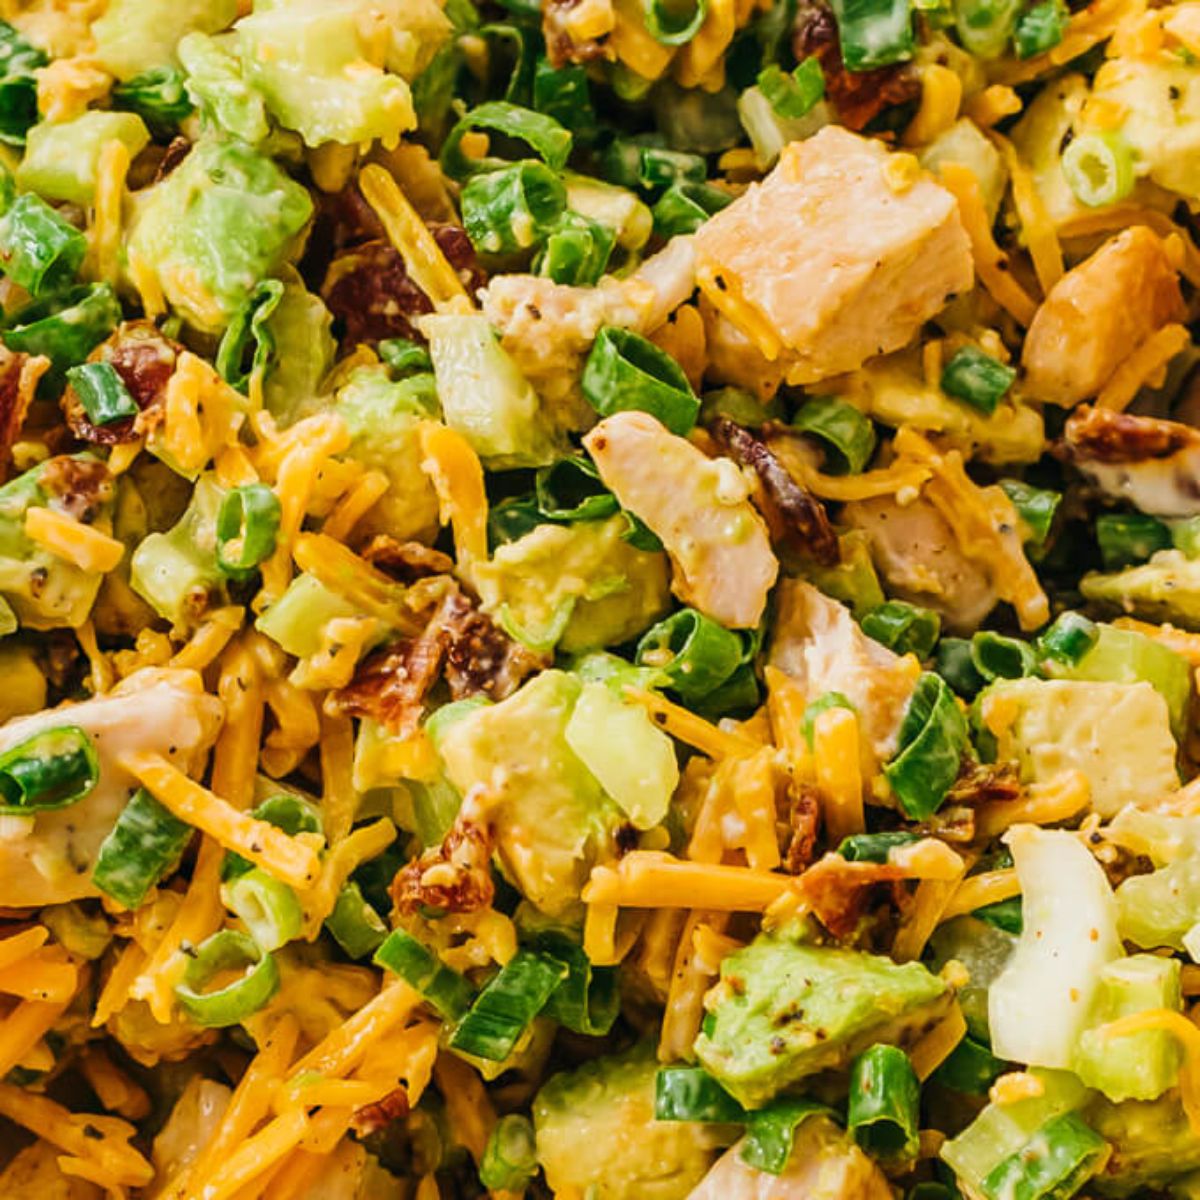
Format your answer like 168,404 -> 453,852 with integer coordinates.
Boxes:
584,412 -> 778,629
151,1076 -> 232,1185
687,1119 -> 891,1200
1063,405 -> 1200,517
0,1141 -> 103,1200
0,668 -> 223,907
1022,227 -> 1185,406
693,126 -> 973,384
294,1140 -> 407,1200
767,578 -> 918,765
844,493 -> 1000,633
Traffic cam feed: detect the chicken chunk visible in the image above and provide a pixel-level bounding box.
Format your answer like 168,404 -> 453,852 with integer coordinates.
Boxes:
844,493 -> 1000,633
0,668 -> 223,906
686,1119 -> 891,1200
584,412 -> 778,629
767,578 -> 918,766
693,126 -> 973,384
1022,227 -> 1185,406
1063,405 -> 1200,517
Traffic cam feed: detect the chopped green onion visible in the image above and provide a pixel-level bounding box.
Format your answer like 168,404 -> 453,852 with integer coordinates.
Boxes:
379,338 -> 432,377
3,283 -> 122,384
215,279 -> 283,395
952,0 -> 1023,57
940,346 -> 1016,415
1095,512 -> 1171,570
848,1044 -> 921,1165
527,929 -> 619,1036
696,660 -> 761,716
636,608 -> 744,701
441,101 -> 573,180
222,794 -> 322,881
92,787 -> 193,909
582,326 -> 700,434
741,1098 -> 830,1173
979,1111 -> 1107,1200
645,0 -> 709,45
757,58 -> 825,118
1013,0 -> 1066,56
448,950 -> 567,1061
652,181 -> 733,238
66,361 -> 138,426
884,673 -> 970,820
224,867 -> 303,953
1062,130 -> 1136,209
480,1114 -> 539,1192
970,631 -> 1038,682
111,66 -> 193,134
535,455 -> 619,522
936,636 -> 986,698
479,22 -> 537,108
792,396 -> 877,474
621,509 -> 665,551
0,22 -> 45,146
461,161 -> 567,257
654,1066 -> 747,1123
999,479 -> 1061,548
837,830 -> 923,863
600,136 -> 654,189
932,1033 -> 1007,1095
601,137 -> 707,192
862,601 -> 941,659
974,895 -> 1023,934
700,386 -> 785,429
1037,611 -> 1098,666
175,930 -> 280,1028
0,193 -> 86,297
324,881 -> 388,960
829,0 -> 915,69
534,210 -> 614,285
374,928 -> 474,1022
532,59 -> 596,136
489,495 -> 545,547
0,725 -> 98,815
215,484 -> 282,580
801,690 -> 857,749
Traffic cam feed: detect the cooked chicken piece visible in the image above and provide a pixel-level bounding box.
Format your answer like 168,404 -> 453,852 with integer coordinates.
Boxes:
584,412 -> 778,629
293,1139 -> 407,1200
687,1119 -> 892,1200
1063,405 -> 1200,517
699,296 -> 789,400
1022,227 -> 1185,406
768,578 -> 918,766
693,126 -> 973,384
151,1076 -> 232,1185
0,668 -> 223,906
0,1141 -> 103,1199
844,492 -> 1000,633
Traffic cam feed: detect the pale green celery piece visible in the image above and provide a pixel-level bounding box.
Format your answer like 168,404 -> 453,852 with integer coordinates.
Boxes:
40,901 -> 112,960
125,138 -> 313,333
129,473 -> 225,627
260,275 -> 335,425
255,572 -> 360,659
571,650 -> 668,694
926,915 -> 1018,1040
1087,1092 -> 1200,1197
736,87 -> 831,170
1118,852 -> 1200,951
455,1014 -> 557,1083
953,0 -> 1024,58
17,112 -> 150,205
564,681 -> 678,830
424,698 -> 491,749
800,530 -> 885,619
92,0 -> 239,80
1043,622 -> 1192,739
919,118 -> 1007,219
1074,955 -> 1182,1102
177,32 -> 270,145
0,456 -> 112,630
563,172 -> 653,253
334,365 -> 440,544
1082,551 -> 1200,631
421,313 -> 563,469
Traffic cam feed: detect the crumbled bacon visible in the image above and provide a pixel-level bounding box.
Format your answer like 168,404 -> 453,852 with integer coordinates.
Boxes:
0,347 -> 46,479
352,1087 -> 410,1137
946,759 -> 1023,808
391,817 -> 495,916
543,0 -> 611,67
794,5 -> 920,133
361,536 -> 456,584
38,456 -> 114,523
328,629 -> 447,736
440,591 -> 545,701
792,853 -> 904,939
1062,404 -> 1198,464
784,784 -> 821,874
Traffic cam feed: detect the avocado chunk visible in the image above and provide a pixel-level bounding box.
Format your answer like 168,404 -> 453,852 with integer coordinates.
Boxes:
693,928 -> 952,1109
533,1046 -> 720,1200
1082,550 -> 1200,630
17,112 -> 150,206
979,678 -> 1179,816
92,0 -> 239,80
1118,849 -> 1200,952
1087,1092 -> 1200,1197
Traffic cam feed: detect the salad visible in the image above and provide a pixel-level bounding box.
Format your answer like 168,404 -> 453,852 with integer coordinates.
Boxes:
0,0 -> 1197,1195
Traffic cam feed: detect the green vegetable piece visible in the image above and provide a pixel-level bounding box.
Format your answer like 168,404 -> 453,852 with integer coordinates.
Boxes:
374,928 -> 474,1020
1081,550 -> 1200,629
636,607 -> 744,700
255,573 -> 361,659
480,1114 -> 538,1192
324,881 -> 388,960
18,112 -> 150,208
1000,478 -> 1061,548
927,915 -> 1018,1042
1086,1091 -> 1200,1196
849,1044 -> 921,1166
952,0 -> 1023,57
582,326 -> 700,435
1117,851 -> 1200,952
1013,0 -> 1066,56
221,793 -> 322,882
66,362 -> 138,427
41,901 -> 112,960
741,1097 -> 830,1174
655,1065 -> 747,1122
224,867 -> 302,953
1171,516 -> 1200,559
862,600 -> 940,659
216,279 -> 284,395
92,787 -> 192,908
699,386 -> 785,429
378,337 -> 432,377
215,483 -> 281,579
441,100 -> 573,179
971,631 -> 1039,682
652,181 -> 733,238
535,455 -> 619,523
932,1033 -> 1007,1095
534,210 -> 614,285
489,495 -> 545,548
532,58 -> 596,135
1063,131 -> 1136,208
980,1111 -> 1108,1200
940,345 -> 1016,415
92,0 -> 238,81
111,66 -> 194,133
837,831 -> 922,863
639,146 -> 708,191
936,636 -> 986,698
974,895 -> 1023,934
0,193 -> 86,297
3,283 -> 121,387
0,22 -> 45,146
884,673 -> 970,820
448,950 -> 567,1060
0,725 -> 98,815
829,0 -> 915,69
694,929 -> 950,1108
1096,512 -> 1172,571
758,57 -> 825,118
461,161 -> 567,258
526,927 -> 619,1036
175,929 -> 280,1028
1037,611 -> 1098,666
177,31 -> 270,144
792,395 -> 877,474
801,690 -> 857,749
645,0 -> 709,44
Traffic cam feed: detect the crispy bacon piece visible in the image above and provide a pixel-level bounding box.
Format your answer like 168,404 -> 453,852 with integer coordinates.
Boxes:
361,536 -> 456,584
946,759 -> 1022,808
794,5 -> 920,133
711,417 -> 839,565
0,346 -> 46,478
784,784 -> 822,874
352,1087 -> 410,1137
543,0 -> 612,67
329,630 -> 447,736
38,456 -> 114,523
440,591 -> 544,701
792,853 -> 904,939
391,817 -> 495,916
1063,405 -> 1197,464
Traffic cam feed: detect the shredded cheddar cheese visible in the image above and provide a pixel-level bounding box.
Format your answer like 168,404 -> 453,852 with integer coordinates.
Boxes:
583,852 -> 791,911
24,505 -> 123,572
1096,323 -> 1191,411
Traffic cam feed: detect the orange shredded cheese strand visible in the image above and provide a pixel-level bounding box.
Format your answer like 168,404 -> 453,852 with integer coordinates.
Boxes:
964,84 -> 1022,127
158,352 -> 244,476
289,982 -> 420,1083
610,0 -> 676,81
24,506 -> 123,572
1097,323 -> 1191,411
89,137 -> 128,288
1112,617 -> 1200,667
894,862 -> 968,962
322,468 -> 389,542
260,676 -> 321,778
904,64 -> 962,147
0,926 -> 47,971
990,131 -> 1063,294
583,852 -> 789,911
420,422 -> 489,578
623,687 -> 760,759
909,1003 -> 968,1080
813,706 -> 864,845
318,710 -> 359,844
675,0 -> 735,88
201,1107 -> 311,1200
1059,206 -> 1200,288
659,910 -> 730,1062
92,939 -> 145,1028
301,818 -> 396,937
583,901 -> 622,965
79,1046 -> 151,1121
729,748 -> 781,871
765,665 -> 812,782
782,451 -> 933,502
211,634 -> 266,811
940,868 -> 1022,923
0,947 -> 78,1002
0,997 -> 73,1077
169,606 -> 244,672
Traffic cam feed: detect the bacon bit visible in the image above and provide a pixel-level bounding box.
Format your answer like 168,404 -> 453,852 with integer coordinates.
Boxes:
711,417 -> 839,565
543,0 -> 612,67
794,5 -> 920,133
784,784 -> 821,874
440,591 -> 545,701
0,347 -> 46,479
154,136 -> 192,183
361,536 -> 456,584
1062,404 -> 1199,464
793,853 -> 905,939
329,625 -> 446,736
392,817 -> 495,916
38,457 -> 114,523
946,759 -> 1023,808
352,1086 -> 410,1136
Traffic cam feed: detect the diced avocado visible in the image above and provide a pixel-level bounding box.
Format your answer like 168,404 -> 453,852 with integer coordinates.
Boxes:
919,118 -> 1006,219
17,112 -> 150,205
177,32 -> 270,145
0,456 -> 114,630
474,516 -> 671,654
799,529 -> 885,619
92,0 -> 239,80
564,681 -> 678,830
1117,850 -> 1200,952
260,276 -> 335,424
1087,1092 -> 1200,1197
125,138 -> 313,333
979,678 -> 1179,816
693,927 -> 951,1109
563,172 -> 652,253
1082,550 -> 1200,631
533,1046 -> 720,1200
1074,954 -> 1182,1103
255,572 -> 361,659
437,670 -> 621,916
334,365 -> 440,544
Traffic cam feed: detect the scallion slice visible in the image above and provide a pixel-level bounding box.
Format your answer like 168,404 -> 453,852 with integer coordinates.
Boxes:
1013,0 -> 1066,56
861,601 -> 941,659
0,192 -> 86,297
535,455 -> 620,522
837,830 -> 923,863
379,338 -> 433,377
461,161 -> 568,257
215,279 -> 283,395
3,283 -> 122,383
175,930 -> 280,1028
999,479 -> 1061,548
111,66 -> 194,134
449,950 -> 567,1061
1037,612 -> 1098,667
1095,512 -> 1171,570
215,483 -> 282,580
654,1066 -> 747,1123
0,22 -> 45,146
979,1111 -> 1107,1200
224,867 -> 303,953
636,607 -> 744,701
884,673 -> 969,819
757,58 -> 825,118
374,928 -> 474,1022
970,631 -> 1038,682
848,1044 -> 921,1165
652,181 -> 733,238
935,637 -> 986,698
534,210 -> 614,285
480,1114 -> 539,1192
829,0 -> 915,69
532,59 -> 597,136
792,396 -> 877,474
65,361 -> 138,427
93,787 -> 193,908
1062,131 -> 1135,209
940,345 -> 1016,415
741,1097 -> 830,1173
528,930 -> 620,1037
222,793 -> 322,881
582,326 -> 700,434
325,881 -> 388,960
0,725 -> 98,815
645,0 -> 709,44
931,1032 -> 1006,1095
441,101 -> 573,180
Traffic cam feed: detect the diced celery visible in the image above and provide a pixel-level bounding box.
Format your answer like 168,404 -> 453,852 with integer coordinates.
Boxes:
563,172 -> 653,253
17,112 -> 149,205
1117,851 -> 1200,952
736,87 -> 830,170
255,572 -> 360,659
92,0 -> 239,80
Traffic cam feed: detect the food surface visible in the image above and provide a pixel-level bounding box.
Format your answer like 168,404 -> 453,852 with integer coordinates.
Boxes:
0,0 -> 1198,1197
